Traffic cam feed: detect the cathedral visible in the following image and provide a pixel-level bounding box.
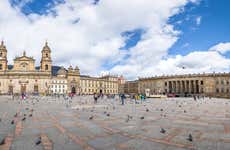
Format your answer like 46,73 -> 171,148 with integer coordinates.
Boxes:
0,41 -> 119,95
0,41 -> 80,95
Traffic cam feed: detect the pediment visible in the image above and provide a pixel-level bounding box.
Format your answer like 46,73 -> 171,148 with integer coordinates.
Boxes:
14,56 -> 35,61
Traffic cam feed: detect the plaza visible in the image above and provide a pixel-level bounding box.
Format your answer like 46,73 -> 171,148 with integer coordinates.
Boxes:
0,95 -> 229,150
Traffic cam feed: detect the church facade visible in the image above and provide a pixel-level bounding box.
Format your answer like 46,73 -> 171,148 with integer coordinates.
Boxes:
0,41 -> 119,95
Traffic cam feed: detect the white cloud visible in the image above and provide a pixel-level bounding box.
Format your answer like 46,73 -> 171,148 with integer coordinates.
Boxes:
130,45 -> 230,79
2,0 -> 224,79
196,16 -> 202,26
209,42 -> 230,54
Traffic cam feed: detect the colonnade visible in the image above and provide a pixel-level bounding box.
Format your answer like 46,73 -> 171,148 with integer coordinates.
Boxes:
166,80 -> 203,94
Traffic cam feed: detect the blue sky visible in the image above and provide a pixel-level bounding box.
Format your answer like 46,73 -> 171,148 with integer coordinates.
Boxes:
1,0 -> 230,78
169,0 -> 230,56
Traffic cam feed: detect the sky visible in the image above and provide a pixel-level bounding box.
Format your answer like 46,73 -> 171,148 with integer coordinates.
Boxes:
0,0 -> 230,79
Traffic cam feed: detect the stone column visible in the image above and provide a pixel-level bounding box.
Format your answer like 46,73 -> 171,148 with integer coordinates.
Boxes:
194,80 -> 197,94
189,80 -> 192,94
173,81 -> 176,93
178,81 -> 181,94
167,81 -> 169,94
182,80 -> 185,94
169,81 -> 172,93
191,80 -> 194,94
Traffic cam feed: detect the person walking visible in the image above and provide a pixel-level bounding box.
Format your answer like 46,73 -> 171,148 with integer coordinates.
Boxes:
121,93 -> 125,105
93,93 -> 98,104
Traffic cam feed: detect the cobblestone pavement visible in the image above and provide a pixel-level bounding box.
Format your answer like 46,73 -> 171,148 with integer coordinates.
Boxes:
0,95 -> 229,150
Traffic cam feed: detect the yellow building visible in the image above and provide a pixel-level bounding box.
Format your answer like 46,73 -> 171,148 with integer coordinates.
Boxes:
80,75 -> 118,95
0,41 -> 80,95
0,41 -> 118,95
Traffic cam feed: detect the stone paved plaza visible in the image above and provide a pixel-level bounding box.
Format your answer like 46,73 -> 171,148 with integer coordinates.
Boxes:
0,95 -> 229,150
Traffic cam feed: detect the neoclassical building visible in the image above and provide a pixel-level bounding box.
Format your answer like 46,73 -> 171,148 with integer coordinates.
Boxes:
80,75 -> 118,95
138,73 -> 230,98
0,41 -> 118,95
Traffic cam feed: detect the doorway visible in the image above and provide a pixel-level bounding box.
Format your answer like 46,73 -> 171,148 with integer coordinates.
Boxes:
71,87 -> 76,94
21,85 -> 26,93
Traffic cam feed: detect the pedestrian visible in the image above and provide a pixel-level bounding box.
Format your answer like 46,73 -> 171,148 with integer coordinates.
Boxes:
121,93 -> 125,105
93,93 -> 98,104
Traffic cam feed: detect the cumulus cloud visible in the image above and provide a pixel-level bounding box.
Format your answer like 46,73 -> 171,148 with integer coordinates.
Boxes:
209,42 -> 230,54
1,0 -> 228,79
131,46 -> 230,79
0,0 -> 198,76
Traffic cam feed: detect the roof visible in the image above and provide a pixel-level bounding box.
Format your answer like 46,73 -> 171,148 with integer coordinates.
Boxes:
14,51 -> 35,61
57,66 -> 67,75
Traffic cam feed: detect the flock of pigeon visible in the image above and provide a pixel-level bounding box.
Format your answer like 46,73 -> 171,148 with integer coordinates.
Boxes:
0,97 -> 42,147
1,95 -> 229,148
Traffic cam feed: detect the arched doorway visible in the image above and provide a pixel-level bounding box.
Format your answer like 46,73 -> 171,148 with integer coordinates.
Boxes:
21,85 -> 26,94
71,87 -> 76,94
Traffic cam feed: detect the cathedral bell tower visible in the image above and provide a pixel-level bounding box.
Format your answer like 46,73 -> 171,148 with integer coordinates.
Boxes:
40,41 -> 52,73
0,40 -> 8,71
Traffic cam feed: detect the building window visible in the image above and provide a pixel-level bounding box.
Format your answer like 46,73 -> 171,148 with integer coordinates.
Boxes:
45,64 -> 48,70
216,80 -> 219,84
46,53 -> 48,57
0,64 -> 2,70
216,88 -> 219,93
221,88 -> 224,93
0,52 -> 2,57
201,81 -> 203,85
227,89 -> 229,93
221,80 -> 224,85
227,81 -> 229,85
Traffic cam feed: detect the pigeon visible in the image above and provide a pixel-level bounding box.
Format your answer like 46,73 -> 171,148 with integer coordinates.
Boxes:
11,120 -> 14,125
184,110 -> 187,113
29,114 -> 33,117
22,117 -> 26,121
125,117 -> 129,122
187,134 -> 193,142
128,115 -> 133,119
106,113 -> 110,117
146,108 -> 149,112
89,116 -> 94,120
140,116 -> 144,120
160,109 -> 163,111
103,111 -> 107,114
160,128 -> 166,134
126,115 -> 132,122
179,105 -> 182,107
35,136 -> 42,145
24,114 -> 26,116
0,137 -> 5,145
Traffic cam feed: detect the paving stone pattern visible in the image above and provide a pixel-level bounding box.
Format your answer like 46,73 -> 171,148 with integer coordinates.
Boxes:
0,95 -> 229,150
